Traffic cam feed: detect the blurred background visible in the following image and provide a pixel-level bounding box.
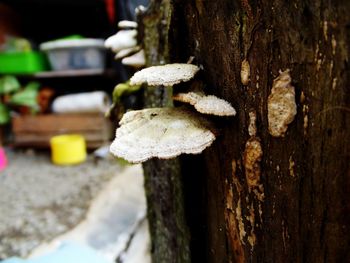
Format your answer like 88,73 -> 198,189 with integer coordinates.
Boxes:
0,0 -> 150,262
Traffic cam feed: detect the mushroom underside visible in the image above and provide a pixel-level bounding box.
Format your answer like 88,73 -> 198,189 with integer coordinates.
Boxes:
110,107 -> 216,163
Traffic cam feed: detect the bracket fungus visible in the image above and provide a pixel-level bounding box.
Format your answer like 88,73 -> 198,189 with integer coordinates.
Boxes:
104,29 -> 137,53
109,62 -> 239,163
129,63 -> 200,86
173,92 -> 236,116
135,5 -> 147,15
173,91 -> 204,105
195,95 -> 236,116
121,49 -> 145,68
115,46 -> 141,60
118,20 -> 138,29
109,107 -> 216,163
267,70 -> 297,137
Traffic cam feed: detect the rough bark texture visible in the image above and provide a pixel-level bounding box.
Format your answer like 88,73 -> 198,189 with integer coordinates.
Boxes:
138,1 -> 191,262
168,0 -> 350,262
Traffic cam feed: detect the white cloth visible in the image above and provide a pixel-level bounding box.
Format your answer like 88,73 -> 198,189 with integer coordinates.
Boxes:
52,91 -> 111,114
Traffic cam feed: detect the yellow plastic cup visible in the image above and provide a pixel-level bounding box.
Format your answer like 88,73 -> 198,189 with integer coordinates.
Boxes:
50,134 -> 87,165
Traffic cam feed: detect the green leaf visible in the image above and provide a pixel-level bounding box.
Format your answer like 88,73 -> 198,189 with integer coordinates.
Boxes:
24,81 -> 40,92
8,81 -> 40,111
0,103 -> 10,125
9,88 -> 39,111
0,75 -> 21,94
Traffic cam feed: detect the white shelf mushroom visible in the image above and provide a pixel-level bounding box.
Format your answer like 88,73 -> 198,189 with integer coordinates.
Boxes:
194,95 -> 236,116
115,46 -> 141,59
110,107 -> 216,163
173,92 -> 236,116
172,91 -> 204,105
122,49 -> 146,68
118,20 -> 138,29
104,29 -> 138,53
135,5 -> 147,15
130,63 -> 200,86
109,62 -> 237,164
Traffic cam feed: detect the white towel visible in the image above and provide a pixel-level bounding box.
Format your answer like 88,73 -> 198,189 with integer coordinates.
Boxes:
52,91 -> 111,114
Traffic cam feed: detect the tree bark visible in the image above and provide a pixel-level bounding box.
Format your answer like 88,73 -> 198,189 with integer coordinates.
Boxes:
138,1 -> 191,262
168,0 -> 350,262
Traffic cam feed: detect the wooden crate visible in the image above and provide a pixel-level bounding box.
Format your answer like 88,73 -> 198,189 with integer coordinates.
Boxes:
12,113 -> 114,149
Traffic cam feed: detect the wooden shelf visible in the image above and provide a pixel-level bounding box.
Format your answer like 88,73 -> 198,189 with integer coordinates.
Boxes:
2,68 -> 118,79
27,68 -> 117,79
12,113 -> 113,149
34,69 -> 104,78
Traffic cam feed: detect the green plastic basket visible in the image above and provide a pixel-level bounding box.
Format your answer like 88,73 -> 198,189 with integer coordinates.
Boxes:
0,51 -> 49,74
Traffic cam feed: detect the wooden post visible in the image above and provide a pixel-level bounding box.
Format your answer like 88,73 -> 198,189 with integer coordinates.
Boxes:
168,0 -> 350,262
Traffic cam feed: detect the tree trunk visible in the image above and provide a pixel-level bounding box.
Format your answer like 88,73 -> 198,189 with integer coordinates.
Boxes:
138,1 -> 191,262
167,0 -> 349,262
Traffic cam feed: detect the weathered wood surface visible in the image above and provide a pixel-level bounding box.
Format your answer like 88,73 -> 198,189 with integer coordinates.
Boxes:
170,0 -> 350,262
12,114 -> 110,133
12,114 -> 112,149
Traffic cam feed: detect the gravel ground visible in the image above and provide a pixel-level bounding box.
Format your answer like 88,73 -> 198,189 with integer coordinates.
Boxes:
0,147 -> 121,259
29,164 -> 150,263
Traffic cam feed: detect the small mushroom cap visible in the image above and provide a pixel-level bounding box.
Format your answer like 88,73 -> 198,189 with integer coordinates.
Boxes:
104,30 -> 137,53
194,95 -> 236,116
129,63 -> 200,86
122,49 -> 145,68
118,20 -> 138,29
135,5 -> 147,15
110,107 -> 216,163
173,91 -> 204,105
115,46 -> 141,59
173,92 -> 236,116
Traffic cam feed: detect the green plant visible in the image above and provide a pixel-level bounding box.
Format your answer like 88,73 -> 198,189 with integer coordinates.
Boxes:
0,75 -> 40,125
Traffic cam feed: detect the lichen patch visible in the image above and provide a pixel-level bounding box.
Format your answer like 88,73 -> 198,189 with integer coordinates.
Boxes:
231,160 -> 243,193
332,77 -> 337,90
289,156 -> 295,177
267,70 -> 297,137
323,21 -> 328,41
243,138 -> 263,190
248,111 -> 257,137
236,198 -> 246,244
252,186 -> 265,202
240,59 -> 250,86
331,34 -> 337,55
224,179 -> 245,262
246,203 -> 256,248
303,105 -> 309,136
